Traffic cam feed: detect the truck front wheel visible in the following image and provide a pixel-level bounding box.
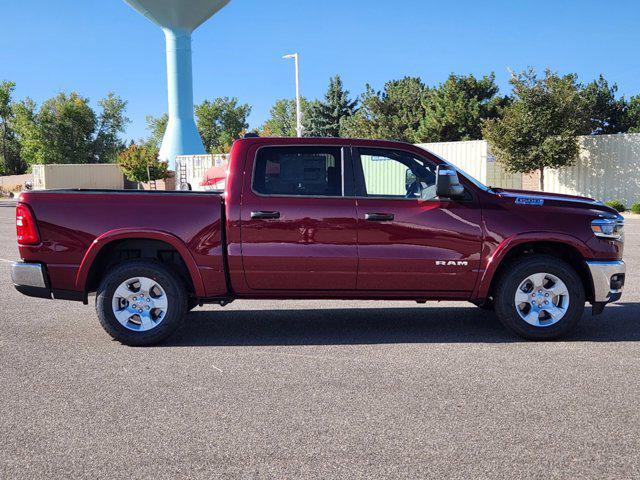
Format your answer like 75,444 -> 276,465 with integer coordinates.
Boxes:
96,260 -> 187,346
494,255 -> 585,340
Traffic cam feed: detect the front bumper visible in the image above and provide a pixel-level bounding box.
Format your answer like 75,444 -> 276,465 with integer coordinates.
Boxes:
587,260 -> 625,304
11,261 -> 51,299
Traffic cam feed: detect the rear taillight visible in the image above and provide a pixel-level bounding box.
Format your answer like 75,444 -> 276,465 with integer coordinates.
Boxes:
16,203 -> 40,245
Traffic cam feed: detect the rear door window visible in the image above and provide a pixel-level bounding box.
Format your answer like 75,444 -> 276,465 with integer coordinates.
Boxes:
253,146 -> 343,197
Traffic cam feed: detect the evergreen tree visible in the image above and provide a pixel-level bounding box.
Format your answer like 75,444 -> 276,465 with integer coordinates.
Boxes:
626,95 -> 640,133
580,75 -> 628,135
417,73 -> 507,142
304,75 -> 357,137
341,77 -> 427,142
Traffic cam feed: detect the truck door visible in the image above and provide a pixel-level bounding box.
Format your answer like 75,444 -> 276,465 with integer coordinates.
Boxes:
240,145 -> 358,291
353,147 -> 483,293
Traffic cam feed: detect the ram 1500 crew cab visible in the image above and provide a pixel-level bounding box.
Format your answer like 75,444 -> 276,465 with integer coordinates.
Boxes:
12,137 -> 626,345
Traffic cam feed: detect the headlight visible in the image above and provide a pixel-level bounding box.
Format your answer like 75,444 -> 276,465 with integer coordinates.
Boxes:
591,217 -> 624,240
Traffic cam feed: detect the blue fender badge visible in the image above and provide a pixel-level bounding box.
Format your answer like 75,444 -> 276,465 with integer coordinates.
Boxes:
515,197 -> 544,206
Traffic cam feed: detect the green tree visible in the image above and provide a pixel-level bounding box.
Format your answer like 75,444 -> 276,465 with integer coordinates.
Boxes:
117,143 -> 168,183
483,69 -> 586,190
0,81 -> 25,175
15,92 -> 96,165
91,93 -> 129,163
195,97 -> 251,153
339,85 -> 380,140
145,113 -> 168,149
260,98 -> 309,137
13,91 -> 129,166
625,95 -> 640,133
417,73 -> 508,142
341,77 -> 427,142
580,75 -> 628,135
11,98 -> 38,168
304,75 -> 357,137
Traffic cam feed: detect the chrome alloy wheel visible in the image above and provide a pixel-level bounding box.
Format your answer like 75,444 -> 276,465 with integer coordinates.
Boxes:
111,277 -> 168,332
514,272 -> 570,327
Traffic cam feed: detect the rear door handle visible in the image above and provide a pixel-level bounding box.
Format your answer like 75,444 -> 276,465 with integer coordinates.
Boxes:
365,213 -> 394,222
251,211 -> 281,220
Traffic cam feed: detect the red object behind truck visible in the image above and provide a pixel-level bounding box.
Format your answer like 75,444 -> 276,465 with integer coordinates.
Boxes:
12,137 -> 626,345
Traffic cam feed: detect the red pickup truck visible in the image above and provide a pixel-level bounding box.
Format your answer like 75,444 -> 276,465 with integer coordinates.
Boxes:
12,137 -> 626,345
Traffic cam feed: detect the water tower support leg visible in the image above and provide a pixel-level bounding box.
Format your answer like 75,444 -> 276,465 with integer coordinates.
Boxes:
159,28 -> 206,170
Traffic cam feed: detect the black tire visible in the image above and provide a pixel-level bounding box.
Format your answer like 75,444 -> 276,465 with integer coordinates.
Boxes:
494,255 -> 585,340
96,259 -> 187,346
188,298 -> 199,311
477,299 -> 494,311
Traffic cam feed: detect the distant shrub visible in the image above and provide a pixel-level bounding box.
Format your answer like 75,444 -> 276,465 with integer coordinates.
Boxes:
605,200 -> 626,212
117,144 -> 169,183
631,203 -> 640,214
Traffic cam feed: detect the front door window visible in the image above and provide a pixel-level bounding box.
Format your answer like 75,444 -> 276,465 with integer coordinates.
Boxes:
359,148 -> 437,200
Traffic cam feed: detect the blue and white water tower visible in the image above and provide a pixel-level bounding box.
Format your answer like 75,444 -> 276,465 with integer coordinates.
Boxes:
123,0 -> 231,169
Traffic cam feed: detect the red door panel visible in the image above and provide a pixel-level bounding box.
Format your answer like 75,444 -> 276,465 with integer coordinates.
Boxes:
352,146 -> 483,293
240,145 -> 358,291
356,198 -> 482,291
241,198 -> 358,290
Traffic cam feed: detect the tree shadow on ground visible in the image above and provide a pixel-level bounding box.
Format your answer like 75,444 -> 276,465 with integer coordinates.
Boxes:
164,302 -> 640,347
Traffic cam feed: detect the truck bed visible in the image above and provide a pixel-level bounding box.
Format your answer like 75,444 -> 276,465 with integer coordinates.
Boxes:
40,189 -> 225,195
17,189 -> 228,298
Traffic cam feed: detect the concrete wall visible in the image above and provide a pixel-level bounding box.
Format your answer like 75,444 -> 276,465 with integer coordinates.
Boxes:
544,133 -> 640,205
32,164 -> 124,190
421,134 -> 640,205
417,140 -> 522,189
0,174 -> 32,192
361,153 -> 407,196
522,172 -> 541,191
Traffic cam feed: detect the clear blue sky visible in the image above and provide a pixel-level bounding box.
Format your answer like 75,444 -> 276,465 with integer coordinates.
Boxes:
2,0 -> 639,141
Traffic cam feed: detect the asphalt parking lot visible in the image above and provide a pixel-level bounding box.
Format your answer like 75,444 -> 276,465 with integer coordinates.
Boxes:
0,198 -> 639,479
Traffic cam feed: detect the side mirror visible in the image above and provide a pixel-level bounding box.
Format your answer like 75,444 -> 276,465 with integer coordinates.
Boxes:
436,165 -> 465,199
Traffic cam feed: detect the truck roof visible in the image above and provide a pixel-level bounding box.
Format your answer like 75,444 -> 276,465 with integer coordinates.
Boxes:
235,136 -> 419,150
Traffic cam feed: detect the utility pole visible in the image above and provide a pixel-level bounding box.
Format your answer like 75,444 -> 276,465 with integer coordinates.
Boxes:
283,53 -> 302,137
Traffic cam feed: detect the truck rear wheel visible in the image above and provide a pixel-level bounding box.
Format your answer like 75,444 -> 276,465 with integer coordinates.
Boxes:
494,255 -> 585,340
96,259 -> 187,346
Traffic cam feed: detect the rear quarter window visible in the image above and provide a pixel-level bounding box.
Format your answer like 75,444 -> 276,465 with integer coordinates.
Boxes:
252,146 -> 343,197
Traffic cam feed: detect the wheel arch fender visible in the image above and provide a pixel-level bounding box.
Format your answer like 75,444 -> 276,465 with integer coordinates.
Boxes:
474,232 -> 591,301
76,228 -> 206,297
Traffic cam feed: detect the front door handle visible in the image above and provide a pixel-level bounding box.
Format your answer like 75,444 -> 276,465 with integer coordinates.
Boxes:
365,213 -> 394,222
251,211 -> 281,220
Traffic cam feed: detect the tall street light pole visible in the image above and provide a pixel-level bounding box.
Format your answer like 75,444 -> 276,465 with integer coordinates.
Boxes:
283,53 -> 302,137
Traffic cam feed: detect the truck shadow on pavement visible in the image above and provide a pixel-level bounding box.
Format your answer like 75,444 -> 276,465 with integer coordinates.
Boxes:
165,302 -> 640,346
